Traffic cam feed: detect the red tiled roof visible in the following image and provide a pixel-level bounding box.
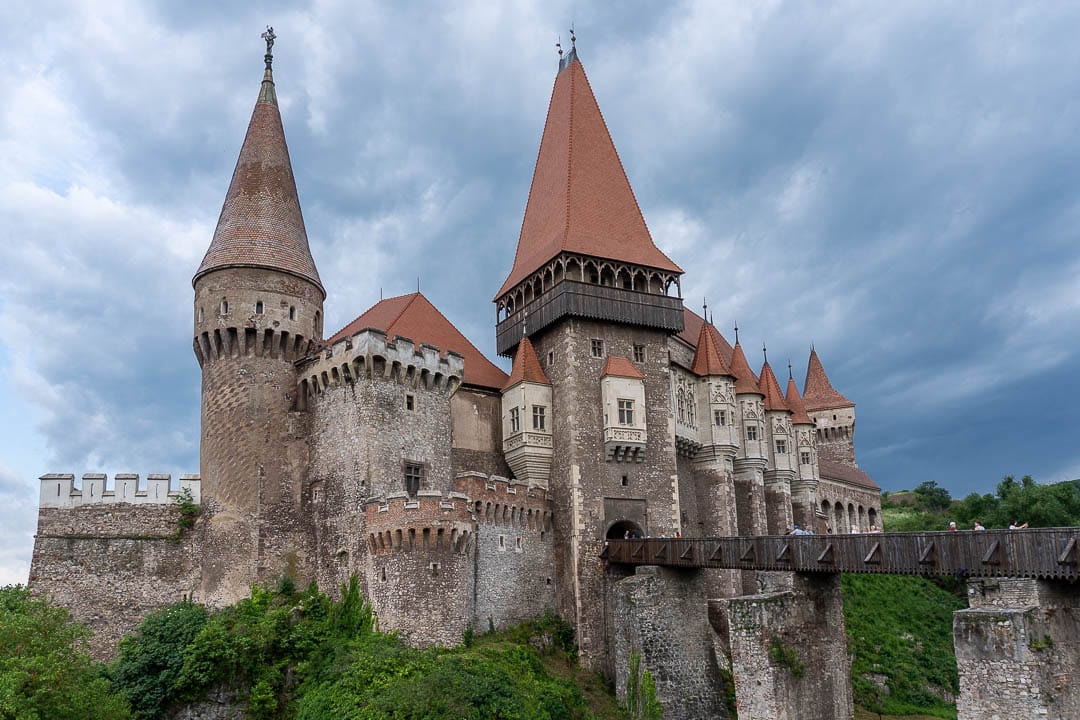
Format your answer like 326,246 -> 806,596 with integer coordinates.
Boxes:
819,459 -> 879,491
195,65 -> 323,294
680,308 -> 734,364
785,376 -> 814,425
502,336 -> 550,390
328,293 -> 508,390
495,57 -> 682,299
728,342 -> 761,395
690,319 -> 732,377
601,355 -> 645,379
758,362 -> 789,412
803,348 -> 853,411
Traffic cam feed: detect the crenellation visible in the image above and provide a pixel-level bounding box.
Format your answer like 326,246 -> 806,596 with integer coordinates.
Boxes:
39,473 -> 202,509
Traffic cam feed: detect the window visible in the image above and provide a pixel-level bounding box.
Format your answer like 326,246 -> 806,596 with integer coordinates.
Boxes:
547,351 -> 554,366
197,307 -> 204,323
220,299 -> 229,314
621,475 -> 629,487
509,407 -> 520,433
591,339 -> 604,357
404,463 -> 423,496
747,425 -> 758,441
255,301 -> 264,315
800,451 -> 811,465
775,440 -> 787,454
618,399 -> 634,425
532,405 -> 546,431
289,306 -> 296,320
714,409 -> 726,426
633,344 -> 646,363
405,394 -> 415,411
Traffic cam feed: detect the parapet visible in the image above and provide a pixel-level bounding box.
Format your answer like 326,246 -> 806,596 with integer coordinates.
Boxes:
454,472 -> 552,531
39,473 -> 201,509
298,328 -> 463,404
365,492 -> 475,555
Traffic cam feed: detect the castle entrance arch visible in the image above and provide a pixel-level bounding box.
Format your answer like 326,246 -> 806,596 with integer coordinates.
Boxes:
606,520 -> 644,540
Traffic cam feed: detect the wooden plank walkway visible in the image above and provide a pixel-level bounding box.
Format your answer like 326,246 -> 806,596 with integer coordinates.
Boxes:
603,528 -> 1080,580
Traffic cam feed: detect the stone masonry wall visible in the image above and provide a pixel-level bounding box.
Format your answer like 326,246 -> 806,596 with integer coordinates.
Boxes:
954,578 -> 1080,720
608,566 -> 727,720
29,504 -> 201,659
723,572 -> 853,720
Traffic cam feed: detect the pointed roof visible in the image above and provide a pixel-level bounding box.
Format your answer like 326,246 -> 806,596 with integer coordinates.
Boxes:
679,308 -> 734,363
502,336 -> 550,391
691,320 -> 732,377
728,342 -> 761,395
785,376 -> 814,425
495,56 -> 682,299
803,348 -> 854,411
758,362 -> 789,412
328,293 -> 508,390
601,356 -> 645,380
194,56 -> 324,295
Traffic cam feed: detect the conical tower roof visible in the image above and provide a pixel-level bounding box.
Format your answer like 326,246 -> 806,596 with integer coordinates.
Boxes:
194,48 -> 324,295
495,51 -> 681,299
785,376 -> 813,425
803,348 -> 853,411
691,320 -> 731,377
758,361 -> 789,412
729,342 -> 761,395
503,335 -> 550,391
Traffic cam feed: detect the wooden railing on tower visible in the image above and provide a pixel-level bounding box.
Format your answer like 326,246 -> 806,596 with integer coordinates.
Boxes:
604,529 -> 1080,580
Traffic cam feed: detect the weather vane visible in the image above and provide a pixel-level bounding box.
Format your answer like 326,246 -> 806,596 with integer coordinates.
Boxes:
556,35 -> 563,59
261,26 -> 276,67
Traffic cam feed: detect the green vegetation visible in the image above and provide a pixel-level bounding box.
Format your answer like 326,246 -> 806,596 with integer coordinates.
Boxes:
0,585 -> 133,720
624,651 -> 662,720
767,636 -> 805,678
172,487 -> 200,533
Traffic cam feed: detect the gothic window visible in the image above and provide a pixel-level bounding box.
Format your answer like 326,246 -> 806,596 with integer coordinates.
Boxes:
509,407 -> 520,433
686,387 -> 695,427
800,451 -> 811,465
747,425 -> 758,441
255,301 -> 264,315
776,440 -> 787,454
405,393 -> 415,411
403,462 -> 424,496
220,299 -> 229,315
532,405 -> 546,431
289,306 -> 296,320
618,399 -> 634,425
591,339 -> 604,357
633,344 -> 646,363
676,390 -> 686,423
714,409 -> 726,426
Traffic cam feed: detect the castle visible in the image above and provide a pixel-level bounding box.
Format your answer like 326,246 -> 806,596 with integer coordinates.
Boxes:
28,35 -> 880,710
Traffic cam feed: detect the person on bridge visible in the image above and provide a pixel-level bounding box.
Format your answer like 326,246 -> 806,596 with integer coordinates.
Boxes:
974,521 -> 986,531
948,521 -> 958,532
1009,520 -> 1029,529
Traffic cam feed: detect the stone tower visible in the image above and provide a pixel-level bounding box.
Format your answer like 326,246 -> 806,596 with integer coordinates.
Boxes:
803,348 -> 856,467
192,40 -> 324,605
493,45 -> 685,668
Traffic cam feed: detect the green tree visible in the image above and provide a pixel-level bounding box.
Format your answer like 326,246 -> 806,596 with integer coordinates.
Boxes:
913,481 -> 952,512
0,585 -> 132,720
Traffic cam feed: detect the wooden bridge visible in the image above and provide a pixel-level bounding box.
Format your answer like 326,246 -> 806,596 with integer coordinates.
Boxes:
604,528 -> 1080,580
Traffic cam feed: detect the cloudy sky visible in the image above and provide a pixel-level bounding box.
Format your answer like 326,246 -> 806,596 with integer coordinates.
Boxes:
2,1 -> 1079,584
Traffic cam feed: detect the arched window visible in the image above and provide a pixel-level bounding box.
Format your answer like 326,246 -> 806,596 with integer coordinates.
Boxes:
197,307 -> 203,323
289,306 -> 296,320
220,299 -> 228,315
255,301 -> 264,315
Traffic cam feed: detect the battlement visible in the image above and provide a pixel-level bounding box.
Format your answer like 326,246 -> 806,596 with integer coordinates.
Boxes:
299,328 -> 463,404
39,473 -> 201,509
453,472 -> 553,531
365,491 -> 474,556
194,325 -> 316,367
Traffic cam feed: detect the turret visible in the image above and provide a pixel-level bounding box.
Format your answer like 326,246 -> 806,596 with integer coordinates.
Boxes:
192,31 -> 324,604
758,356 -> 794,535
501,336 -> 553,486
728,337 -> 768,548
785,369 -> 820,532
802,347 -> 856,467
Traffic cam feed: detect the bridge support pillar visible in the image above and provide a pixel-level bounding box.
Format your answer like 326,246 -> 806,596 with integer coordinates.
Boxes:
721,572 -> 853,720
608,566 -> 728,720
954,578 -> 1080,719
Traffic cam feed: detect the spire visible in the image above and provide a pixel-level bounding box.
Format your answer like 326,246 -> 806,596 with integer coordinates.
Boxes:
502,335 -> 550,391
194,29 -> 324,295
728,341 -> 761,395
803,348 -> 853,411
785,376 -> 813,425
758,361 -> 788,412
494,48 -> 682,299
690,317 -> 731,377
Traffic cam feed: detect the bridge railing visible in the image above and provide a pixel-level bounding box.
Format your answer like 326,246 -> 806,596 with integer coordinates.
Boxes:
604,528 -> 1080,580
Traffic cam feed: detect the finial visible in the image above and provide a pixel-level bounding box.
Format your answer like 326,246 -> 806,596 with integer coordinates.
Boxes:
261,26 -> 276,69
788,359 -> 793,380
702,297 -> 708,319
523,310 -> 529,336
417,276 -> 421,293
762,342 -> 768,364
556,36 -> 563,58
709,310 -> 714,326
569,24 -> 576,50
734,320 -> 739,344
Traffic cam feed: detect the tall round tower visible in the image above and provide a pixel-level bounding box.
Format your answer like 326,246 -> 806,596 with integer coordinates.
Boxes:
192,32 -> 325,605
